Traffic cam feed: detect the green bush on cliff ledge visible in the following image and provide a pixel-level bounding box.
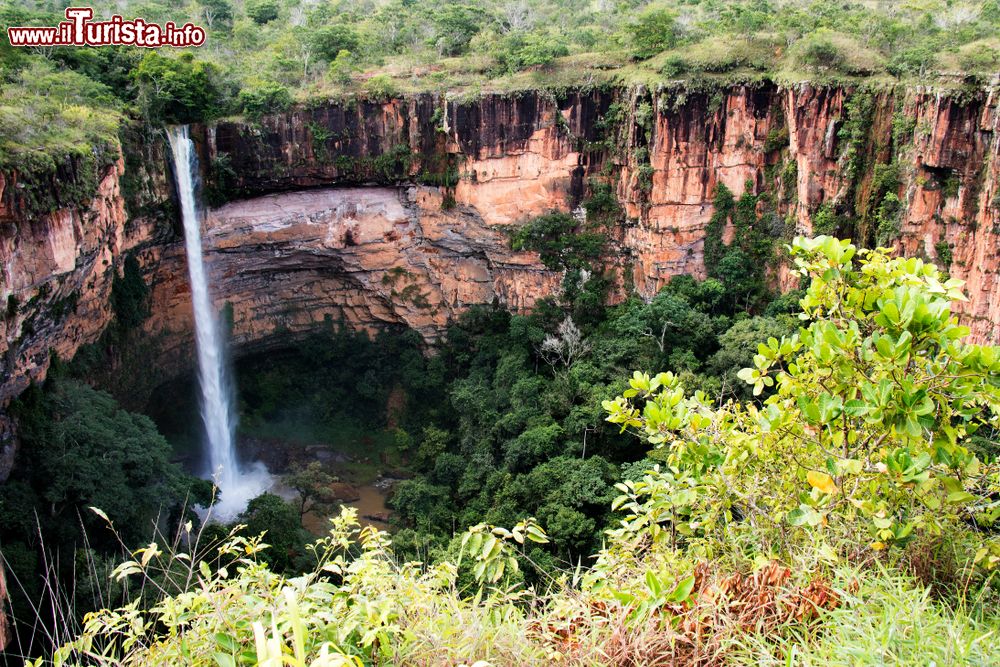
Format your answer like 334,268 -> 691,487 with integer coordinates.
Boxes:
0,61 -> 122,214
238,80 -> 293,119
626,6 -> 680,61
510,212 -> 605,271
132,52 -> 233,124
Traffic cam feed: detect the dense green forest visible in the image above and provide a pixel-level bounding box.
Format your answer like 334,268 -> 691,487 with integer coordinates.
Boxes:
8,237 -> 999,665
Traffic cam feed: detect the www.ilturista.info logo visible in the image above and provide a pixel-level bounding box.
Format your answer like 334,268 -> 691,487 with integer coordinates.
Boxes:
7,7 -> 206,48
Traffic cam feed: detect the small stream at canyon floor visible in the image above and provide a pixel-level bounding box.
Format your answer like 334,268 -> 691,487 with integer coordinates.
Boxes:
145,366 -> 407,532
167,125 -> 271,521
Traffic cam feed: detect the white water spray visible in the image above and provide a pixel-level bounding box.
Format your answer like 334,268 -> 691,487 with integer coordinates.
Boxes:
167,126 -> 270,521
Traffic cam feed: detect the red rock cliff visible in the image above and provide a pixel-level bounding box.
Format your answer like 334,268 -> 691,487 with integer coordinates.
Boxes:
3,83 -> 1000,426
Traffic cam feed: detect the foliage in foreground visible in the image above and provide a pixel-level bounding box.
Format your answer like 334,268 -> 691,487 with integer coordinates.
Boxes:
38,237 -> 1000,665
0,378 -> 210,657
606,236 -> 1000,564
39,510 -> 1000,667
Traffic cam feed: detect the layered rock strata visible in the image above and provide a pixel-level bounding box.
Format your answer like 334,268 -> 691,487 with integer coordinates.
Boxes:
3,83 -> 1000,416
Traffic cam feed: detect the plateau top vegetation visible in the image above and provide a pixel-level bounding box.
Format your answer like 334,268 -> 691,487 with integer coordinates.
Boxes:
4,0 -> 1000,173
31,238 -> 1000,664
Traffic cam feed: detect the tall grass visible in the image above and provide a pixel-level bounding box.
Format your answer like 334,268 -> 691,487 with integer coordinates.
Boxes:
727,567 -> 999,666
1,495 -> 239,663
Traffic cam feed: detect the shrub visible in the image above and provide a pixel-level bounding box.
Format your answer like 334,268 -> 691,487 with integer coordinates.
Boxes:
510,212 -> 605,270
668,35 -> 776,75
934,240 -> 953,269
958,43 -> 1000,72
237,493 -> 310,572
940,171 -> 961,199
362,74 -> 399,100
238,80 -> 292,119
811,203 -> 840,235
871,162 -> 901,200
873,193 -> 902,246
703,182 -> 774,311
245,0 -> 279,25
132,52 -> 231,124
310,24 -> 361,63
512,32 -> 569,69
582,180 -> 620,226
796,29 -> 845,70
492,31 -> 570,73
326,50 -> 356,84
626,6 -> 680,61
763,125 -> 789,153
887,45 -> 938,77
659,54 -> 688,77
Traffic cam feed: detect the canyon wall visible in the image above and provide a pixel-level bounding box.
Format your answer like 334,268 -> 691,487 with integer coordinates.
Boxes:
2,82 -> 1000,424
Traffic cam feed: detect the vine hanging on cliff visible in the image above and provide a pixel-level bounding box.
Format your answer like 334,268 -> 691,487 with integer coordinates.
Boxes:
110,254 -> 151,335
703,181 -> 775,312
704,182 -> 735,275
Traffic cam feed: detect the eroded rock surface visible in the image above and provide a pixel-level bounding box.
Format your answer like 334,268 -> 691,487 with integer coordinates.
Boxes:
4,83 -> 1000,417
145,186 -> 560,365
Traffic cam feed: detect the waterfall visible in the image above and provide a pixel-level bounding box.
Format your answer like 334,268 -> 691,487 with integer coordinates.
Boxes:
167,126 -> 269,521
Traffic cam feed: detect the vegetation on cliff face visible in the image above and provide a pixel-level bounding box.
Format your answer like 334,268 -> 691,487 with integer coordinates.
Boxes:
703,182 -> 775,313
22,237 -> 1000,665
2,0 -> 1000,193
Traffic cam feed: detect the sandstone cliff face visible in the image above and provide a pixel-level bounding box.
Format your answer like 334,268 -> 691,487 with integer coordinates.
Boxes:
1,159 -> 129,399
146,185 -> 563,366
3,83 -> 1000,422
896,90 -> 1000,343
0,158 -> 130,474
616,87 -> 785,292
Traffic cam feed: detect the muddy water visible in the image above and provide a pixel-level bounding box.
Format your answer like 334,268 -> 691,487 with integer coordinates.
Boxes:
238,434 -> 402,535
351,486 -> 391,523
295,481 -> 393,535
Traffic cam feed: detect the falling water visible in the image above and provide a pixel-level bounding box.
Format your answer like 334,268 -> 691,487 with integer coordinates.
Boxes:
167,125 -> 269,521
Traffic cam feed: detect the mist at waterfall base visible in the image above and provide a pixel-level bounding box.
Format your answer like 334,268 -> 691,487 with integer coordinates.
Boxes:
167,125 -> 271,522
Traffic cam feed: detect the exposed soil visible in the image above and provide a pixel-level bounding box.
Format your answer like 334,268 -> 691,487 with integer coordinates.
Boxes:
241,432 -> 406,535
385,384 -> 407,430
